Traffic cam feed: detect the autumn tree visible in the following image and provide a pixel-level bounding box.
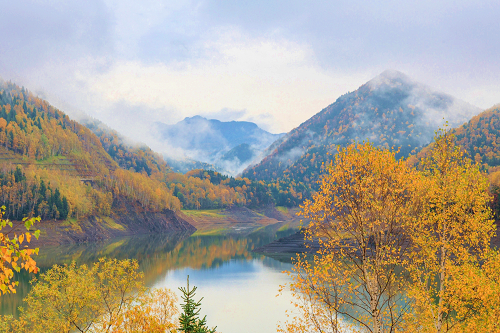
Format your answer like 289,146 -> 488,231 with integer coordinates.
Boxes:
0,258 -> 179,333
0,206 -> 40,295
404,131 -> 496,333
281,143 -> 419,333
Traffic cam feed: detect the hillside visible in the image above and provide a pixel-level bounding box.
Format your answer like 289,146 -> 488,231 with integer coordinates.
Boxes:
410,105 -> 500,186
242,70 -> 481,191
155,116 -> 284,175
0,80 -> 193,241
0,81 -> 291,228
453,105 -> 500,168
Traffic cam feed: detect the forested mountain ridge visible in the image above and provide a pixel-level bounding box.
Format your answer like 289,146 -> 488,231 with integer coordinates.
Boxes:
453,105 -> 500,168
242,70 -> 481,190
410,105 -> 500,188
0,80 -> 182,224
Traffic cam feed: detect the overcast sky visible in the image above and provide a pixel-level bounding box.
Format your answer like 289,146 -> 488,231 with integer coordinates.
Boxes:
1,0 -> 499,144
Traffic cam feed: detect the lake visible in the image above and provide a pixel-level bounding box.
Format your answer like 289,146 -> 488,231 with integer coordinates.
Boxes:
0,223 -> 298,333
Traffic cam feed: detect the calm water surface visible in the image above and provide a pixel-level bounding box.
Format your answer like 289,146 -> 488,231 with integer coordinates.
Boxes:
0,224 -> 298,333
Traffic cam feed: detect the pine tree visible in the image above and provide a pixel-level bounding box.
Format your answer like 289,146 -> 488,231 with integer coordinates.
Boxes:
178,275 -> 216,333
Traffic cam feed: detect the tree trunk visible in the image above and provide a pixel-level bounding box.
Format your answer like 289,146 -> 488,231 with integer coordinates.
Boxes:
436,245 -> 447,333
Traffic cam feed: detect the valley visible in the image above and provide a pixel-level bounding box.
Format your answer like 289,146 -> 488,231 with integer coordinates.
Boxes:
3,1 -> 500,332
3,70 -> 500,333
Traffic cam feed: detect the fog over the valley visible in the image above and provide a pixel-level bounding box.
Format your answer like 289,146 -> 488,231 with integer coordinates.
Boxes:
1,0 -> 500,158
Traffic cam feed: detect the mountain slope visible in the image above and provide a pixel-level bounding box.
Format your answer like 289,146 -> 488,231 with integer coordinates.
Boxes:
453,105 -> 500,167
411,104 -> 500,181
243,70 -> 481,188
0,79 -> 304,228
0,80 -> 182,223
82,117 -> 170,176
155,116 -> 284,174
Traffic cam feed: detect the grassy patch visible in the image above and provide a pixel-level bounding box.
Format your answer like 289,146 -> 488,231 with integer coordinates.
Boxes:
182,209 -> 225,218
61,217 -> 82,231
102,217 -> 126,231
35,155 -> 72,165
61,217 -> 78,226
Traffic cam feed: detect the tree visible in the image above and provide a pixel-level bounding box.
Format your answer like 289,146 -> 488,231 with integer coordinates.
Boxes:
0,206 -> 40,295
0,258 -> 179,333
178,275 -> 216,333
280,143 -> 419,333
404,131 -> 496,332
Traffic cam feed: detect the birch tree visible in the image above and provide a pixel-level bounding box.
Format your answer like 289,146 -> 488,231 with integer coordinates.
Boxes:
405,131 -> 495,333
280,143 -> 418,333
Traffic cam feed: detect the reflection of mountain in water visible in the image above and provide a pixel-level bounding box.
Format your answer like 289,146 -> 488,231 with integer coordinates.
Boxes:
1,224 -> 297,317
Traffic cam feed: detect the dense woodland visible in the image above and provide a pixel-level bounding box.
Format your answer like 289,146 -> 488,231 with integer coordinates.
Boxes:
83,118 -> 170,176
0,167 -> 68,220
453,106 -> 500,170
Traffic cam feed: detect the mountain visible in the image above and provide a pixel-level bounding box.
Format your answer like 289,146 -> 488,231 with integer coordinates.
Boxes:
155,116 -> 284,175
242,70 -> 481,189
220,143 -> 255,164
0,80 -> 198,243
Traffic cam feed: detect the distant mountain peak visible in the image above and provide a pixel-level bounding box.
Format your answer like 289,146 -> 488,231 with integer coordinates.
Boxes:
378,69 -> 410,80
155,116 -> 284,175
366,70 -> 417,91
184,115 -> 206,121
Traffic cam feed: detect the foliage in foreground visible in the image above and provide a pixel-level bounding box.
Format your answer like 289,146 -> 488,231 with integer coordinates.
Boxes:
0,258 -> 179,333
0,206 -> 40,295
279,132 -> 500,333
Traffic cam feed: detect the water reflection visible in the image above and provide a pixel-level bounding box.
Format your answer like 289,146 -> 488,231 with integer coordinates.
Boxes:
0,222 -> 298,328
157,257 -> 294,333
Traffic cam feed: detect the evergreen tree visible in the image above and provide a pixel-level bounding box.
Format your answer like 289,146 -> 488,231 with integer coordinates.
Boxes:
178,276 -> 216,333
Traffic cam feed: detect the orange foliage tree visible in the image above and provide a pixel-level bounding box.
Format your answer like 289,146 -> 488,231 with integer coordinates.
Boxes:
0,206 -> 40,295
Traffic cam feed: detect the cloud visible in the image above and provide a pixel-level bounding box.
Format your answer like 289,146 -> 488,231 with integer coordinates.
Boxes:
0,0 -> 113,77
2,0 -> 500,156
80,30 -> 366,134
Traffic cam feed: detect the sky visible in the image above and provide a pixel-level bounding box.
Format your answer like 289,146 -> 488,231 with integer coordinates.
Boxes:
1,0 -> 500,147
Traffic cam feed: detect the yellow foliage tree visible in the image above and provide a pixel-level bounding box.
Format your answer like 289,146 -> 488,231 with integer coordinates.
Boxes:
404,131 -> 496,333
280,143 -> 419,333
282,132 -> 500,333
0,258 -> 179,333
